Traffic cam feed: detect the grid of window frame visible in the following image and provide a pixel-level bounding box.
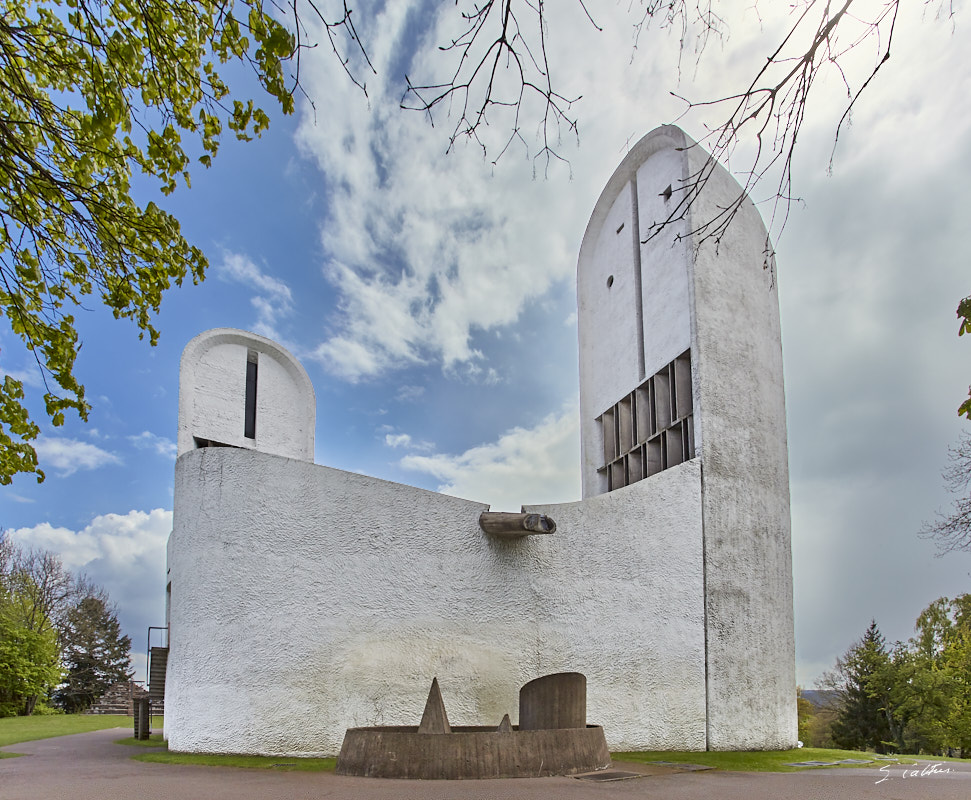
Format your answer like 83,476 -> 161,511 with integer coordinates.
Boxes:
597,349 -> 694,491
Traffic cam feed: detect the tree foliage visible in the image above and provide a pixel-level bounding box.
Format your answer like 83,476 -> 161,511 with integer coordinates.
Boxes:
0,578 -> 62,717
0,0 -> 302,485
55,596 -> 131,713
0,0 -> 965,485
820,597 -> 971,755
0,534 -> 112,715
796,688 -> 815,744
901,596 -> 971,753
826,621 -> 900,753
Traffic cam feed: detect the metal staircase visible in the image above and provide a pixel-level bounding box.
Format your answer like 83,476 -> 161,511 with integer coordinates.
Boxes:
149,646 -> 168,705
135,627 -> 168,740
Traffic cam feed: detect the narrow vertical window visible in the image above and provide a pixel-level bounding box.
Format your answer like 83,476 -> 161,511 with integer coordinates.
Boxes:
244,350 -> 258,440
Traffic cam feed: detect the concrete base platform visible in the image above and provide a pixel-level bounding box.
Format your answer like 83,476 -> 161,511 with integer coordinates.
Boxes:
336,724 -> 611,779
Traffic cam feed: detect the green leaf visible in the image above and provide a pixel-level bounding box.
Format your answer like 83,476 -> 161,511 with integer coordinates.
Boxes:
0,0 -> 298,484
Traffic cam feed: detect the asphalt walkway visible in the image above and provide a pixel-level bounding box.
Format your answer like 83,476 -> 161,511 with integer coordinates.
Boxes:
3,728 -> 971,800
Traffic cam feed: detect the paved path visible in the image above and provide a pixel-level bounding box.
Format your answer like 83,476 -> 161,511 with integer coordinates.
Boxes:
3,729 -> 971,800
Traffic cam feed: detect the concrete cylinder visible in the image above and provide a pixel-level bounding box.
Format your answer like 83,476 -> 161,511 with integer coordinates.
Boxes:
518,672 -> 586,730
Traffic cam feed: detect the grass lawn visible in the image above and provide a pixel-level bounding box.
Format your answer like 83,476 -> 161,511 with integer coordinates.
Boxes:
126,742 -> 928,775
0,714 -> 148,751
128,739 -> 337,772
611,747 -> 919,772
115,732 -> 167,747
7,716 -> 965,775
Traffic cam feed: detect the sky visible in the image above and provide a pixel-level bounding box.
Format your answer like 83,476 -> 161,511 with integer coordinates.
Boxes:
2,1 -> 970,689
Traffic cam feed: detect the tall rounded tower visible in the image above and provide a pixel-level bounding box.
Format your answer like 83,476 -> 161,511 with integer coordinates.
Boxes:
577,126 -> 796,749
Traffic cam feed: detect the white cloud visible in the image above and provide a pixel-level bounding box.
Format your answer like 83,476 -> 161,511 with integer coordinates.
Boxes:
6,492 -> 35,504
128,431 -> 178,459
396,385 -> 426,402
295,4 -> 611,383
218,251 -> 294,339
34,437 -> 121,477
8,509 -> 172,679
312,335 -> 388,382
9,510 -> 169,574
0,364 -> 44,389
384,432 -> 434,451
400,408 -> 581,510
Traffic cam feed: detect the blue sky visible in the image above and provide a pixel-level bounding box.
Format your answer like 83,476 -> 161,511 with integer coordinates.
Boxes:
3,1 -> 970,688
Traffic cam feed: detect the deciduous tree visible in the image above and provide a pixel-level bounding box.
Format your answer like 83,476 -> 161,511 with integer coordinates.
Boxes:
920,431 -> 971,554
796,688 -> 815,744
902,595 -> 971,754
0,540 -> 64,716
0,591 -> 62,717
1,1 -> 964,486
0,534 -> 103,714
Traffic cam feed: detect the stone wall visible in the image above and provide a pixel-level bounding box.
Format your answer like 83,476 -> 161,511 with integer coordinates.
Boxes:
86,681 -> 148,716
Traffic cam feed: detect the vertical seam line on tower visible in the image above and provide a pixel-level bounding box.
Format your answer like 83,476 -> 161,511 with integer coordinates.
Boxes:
629,176 -> 646,382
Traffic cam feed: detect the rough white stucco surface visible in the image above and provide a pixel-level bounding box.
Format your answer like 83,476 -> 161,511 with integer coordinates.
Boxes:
577,131 -> 694,497
167,447 -> 705,756
177,328 -> 315,460
167,125 -> 795,757
576,126 -> 796,748
682,135 -> 797,749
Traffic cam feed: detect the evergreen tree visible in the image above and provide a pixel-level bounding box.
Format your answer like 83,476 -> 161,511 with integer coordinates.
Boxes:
55,597 -> 132,713
829,621 -> 899,753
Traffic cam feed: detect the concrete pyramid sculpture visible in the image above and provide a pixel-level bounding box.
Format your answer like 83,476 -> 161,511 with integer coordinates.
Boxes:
417,677 -> 451,734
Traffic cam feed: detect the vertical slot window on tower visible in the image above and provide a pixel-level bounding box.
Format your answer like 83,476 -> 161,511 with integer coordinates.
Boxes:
596,349 -> 694,491
244,349 -> 258,440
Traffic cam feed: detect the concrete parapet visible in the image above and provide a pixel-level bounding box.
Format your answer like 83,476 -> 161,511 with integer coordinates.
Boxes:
335,725 -> 611,779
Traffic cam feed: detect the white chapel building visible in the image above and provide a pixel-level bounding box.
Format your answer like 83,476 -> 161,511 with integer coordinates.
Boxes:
162,126 -> 797,756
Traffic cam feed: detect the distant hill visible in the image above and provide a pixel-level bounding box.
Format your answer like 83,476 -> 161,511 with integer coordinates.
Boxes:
800,689 -> 840,709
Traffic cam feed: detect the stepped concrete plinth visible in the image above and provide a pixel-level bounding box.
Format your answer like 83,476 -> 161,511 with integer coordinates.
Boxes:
336,673 -> 611,780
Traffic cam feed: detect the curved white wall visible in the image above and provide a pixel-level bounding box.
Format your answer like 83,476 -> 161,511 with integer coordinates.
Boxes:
167,447 -> 705,756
